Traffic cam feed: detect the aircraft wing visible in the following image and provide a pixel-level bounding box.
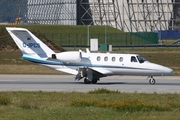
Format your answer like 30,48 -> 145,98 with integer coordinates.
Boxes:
89,67 -> 113,75
75,67 -> 110,81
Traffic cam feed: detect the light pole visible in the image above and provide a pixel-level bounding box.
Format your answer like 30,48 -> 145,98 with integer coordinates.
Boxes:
87,25 -> 91,46
105,25 -> 107,44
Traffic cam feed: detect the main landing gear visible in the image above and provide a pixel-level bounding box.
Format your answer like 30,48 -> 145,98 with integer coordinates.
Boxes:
84,78 -> 98,84
148,76 -> 156,85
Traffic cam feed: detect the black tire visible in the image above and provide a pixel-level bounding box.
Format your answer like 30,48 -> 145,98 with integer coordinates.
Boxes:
92,79 -> 98,84
84,78 -> 91,84
149,78 -> 156,85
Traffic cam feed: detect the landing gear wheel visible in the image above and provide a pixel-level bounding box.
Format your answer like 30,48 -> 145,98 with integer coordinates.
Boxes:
92,79 -> 98,84
149,78 -> 156,85
84,78 -> 91,84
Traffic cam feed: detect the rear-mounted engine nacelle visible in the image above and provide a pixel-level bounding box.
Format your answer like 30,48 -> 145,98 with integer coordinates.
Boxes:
52,51 -> 82,63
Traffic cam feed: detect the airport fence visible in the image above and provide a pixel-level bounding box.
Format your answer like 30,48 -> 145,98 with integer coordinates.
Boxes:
45,32 -> 158,46
154,30 -> 180,40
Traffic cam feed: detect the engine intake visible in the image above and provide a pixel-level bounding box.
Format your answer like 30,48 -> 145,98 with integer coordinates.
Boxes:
52,54 -> 56,59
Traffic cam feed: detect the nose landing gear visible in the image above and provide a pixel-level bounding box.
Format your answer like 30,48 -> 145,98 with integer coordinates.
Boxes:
148,76 -> 156,85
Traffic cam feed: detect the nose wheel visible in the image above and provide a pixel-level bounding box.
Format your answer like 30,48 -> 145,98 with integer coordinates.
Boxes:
148,76 -> 156,85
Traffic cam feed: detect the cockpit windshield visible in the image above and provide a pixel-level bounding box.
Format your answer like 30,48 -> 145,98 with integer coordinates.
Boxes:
137,56 -> 147,63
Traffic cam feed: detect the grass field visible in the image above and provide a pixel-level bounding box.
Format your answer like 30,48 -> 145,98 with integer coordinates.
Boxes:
0,89 -> 180,120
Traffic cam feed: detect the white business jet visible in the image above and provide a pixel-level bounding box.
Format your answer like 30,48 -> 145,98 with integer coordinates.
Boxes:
6,27 -> 173,84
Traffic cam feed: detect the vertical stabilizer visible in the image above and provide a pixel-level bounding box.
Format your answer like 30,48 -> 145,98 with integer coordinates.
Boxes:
6,27 -> 55,58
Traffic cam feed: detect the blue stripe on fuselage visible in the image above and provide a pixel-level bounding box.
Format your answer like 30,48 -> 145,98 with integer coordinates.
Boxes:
22,55 -> 153,71
22,55 -> 62,65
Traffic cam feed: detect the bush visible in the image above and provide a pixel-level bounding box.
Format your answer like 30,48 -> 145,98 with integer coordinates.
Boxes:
97,99 -> 169,112
70,100 -> 97,107
19,100 -> 39,109
0,96 -> 10,105
70,99 -> 170,112
88,88 -> 119,94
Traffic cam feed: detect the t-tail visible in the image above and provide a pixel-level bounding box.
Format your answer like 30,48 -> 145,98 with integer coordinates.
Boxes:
6,27 -> 55,60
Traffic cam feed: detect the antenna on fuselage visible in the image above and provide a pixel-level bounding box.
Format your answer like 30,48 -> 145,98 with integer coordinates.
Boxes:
86,48 -> 90,53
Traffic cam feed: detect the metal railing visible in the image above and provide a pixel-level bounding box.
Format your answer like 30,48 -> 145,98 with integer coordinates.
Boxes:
45,32 -> 158,46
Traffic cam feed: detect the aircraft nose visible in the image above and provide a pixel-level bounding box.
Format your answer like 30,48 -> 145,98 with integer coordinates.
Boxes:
162,66 -> 174,75
168,68 -> 174,75
146,63 -> 174,76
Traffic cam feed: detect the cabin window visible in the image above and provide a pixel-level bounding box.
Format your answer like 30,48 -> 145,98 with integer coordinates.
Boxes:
119,57 -> 123,62
104,56 -> 108,61
131,56 -> 138,62
97,56 -> 101,61
112,57 -> 116,62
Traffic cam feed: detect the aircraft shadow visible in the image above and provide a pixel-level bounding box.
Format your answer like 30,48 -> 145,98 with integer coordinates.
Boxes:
96,82 -> 180,86
0,81 -> 180,86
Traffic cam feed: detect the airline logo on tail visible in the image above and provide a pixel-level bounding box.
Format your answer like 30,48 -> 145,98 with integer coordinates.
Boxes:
23,42 -> 40,48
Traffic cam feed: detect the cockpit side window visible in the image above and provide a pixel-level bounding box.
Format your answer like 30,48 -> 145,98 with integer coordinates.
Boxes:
137,56 -> 146,63
131,56 -> 138,62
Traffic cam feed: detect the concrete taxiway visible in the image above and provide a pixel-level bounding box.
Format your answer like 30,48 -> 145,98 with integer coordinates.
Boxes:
0,74 -> 179,93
